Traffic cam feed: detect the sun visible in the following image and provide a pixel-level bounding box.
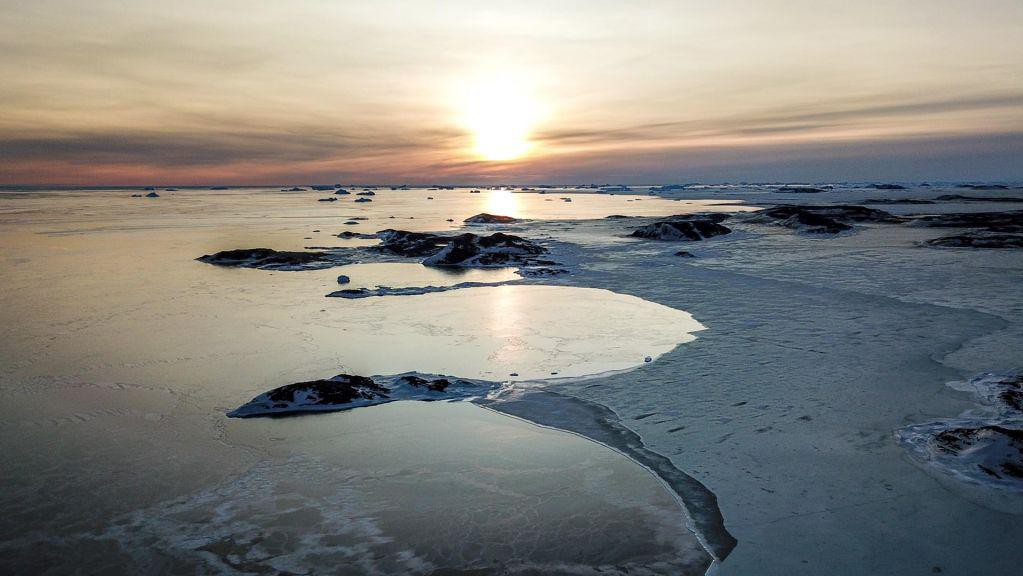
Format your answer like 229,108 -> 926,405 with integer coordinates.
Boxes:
463,80 -> 538,161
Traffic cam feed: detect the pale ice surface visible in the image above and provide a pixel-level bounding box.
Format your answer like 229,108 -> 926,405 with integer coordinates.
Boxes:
0,186 -> 721,575
2,183 -> 1023,575
0,397 -> 712,575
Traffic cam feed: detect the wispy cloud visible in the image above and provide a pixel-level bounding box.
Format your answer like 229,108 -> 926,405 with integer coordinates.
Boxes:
1,1 -> 1021,183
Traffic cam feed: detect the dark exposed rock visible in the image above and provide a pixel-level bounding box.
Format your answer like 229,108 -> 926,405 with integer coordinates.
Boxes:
317,197 -> 338,202
311,185 -> 334,191
356,190 -> 376,196
338,231 -> 375,239
228,372 -> 495,417
464,213 -> 517,224
398,375 -> 453,392
229,375 -> 390,417
861,198 -> 935,205
374,229 -> 450,257
776,186 -> 826,193
868,183 -> 907,190
908,210 -> 1023,228
934,194 -> 1023,203
605,214 -> 631,219
744,205 -> 900,234
145,191 -> 160,198
675,251 -> 696,257
336,275 -> 350,284
354,197 -> 372,203
777,211 -> 852,234
332,288 -> 373,297
327,281 -> 515,299
196,248 -> 337,270
996,375 -> 1023,412
753,205 -> 901,223
324,227 -> 555,268
932,425 -> 1023,480
924,231 -> 1023,249
517,267 -> 567,277
956,184 -> 1010,191
629,216 -> 732,241
334,189 -> 351,195
423,232 -> 547,267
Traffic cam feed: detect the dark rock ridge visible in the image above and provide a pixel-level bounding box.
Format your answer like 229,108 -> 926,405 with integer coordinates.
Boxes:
933,194 -> 1023,203
996,375 -> 1023,412
754,205 -> 900,223
953,372 -> 1023,415
776,186 -> 826,193
517,267 -> 567,277
464,213 -> 518,224
630,214 -> 732,241
337,231 -> 375,239
867,183 -> 907,190
317,197 -> 338,202
896,371 -> 1023,491
145,191 -> 160,198
399,374 -> 453,392
925,230 -> 1023,249
933,425 -> 1023,480
367,229 -> 550,268
196,248 -> 338,271
327,281 -> 515,299
745,204 -> 900,234
354,197 -> 372,203
908,210 -> 1023,228
423,232 -> 548,267
956,184 -> 1011,191
228,372 -> 491,417
375,229 -> 451,257
779,211 -> 852,233
229,375 -> 390,417
861,198 -> 935,205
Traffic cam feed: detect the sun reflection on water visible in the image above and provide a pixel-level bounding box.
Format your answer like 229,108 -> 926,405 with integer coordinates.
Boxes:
486,189 -> 520,218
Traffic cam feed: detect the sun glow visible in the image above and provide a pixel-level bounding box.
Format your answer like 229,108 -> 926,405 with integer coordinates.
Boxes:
463,78 -> 539,161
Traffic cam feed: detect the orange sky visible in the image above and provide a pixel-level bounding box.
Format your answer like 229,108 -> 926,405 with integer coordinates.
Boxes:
2,1 -> 1022,184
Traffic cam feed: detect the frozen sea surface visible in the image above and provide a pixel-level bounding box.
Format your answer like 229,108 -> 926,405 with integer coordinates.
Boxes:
2,184 -> 1022,575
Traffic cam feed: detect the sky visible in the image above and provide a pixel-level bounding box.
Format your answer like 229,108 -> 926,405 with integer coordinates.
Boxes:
1,0 -> 1021,185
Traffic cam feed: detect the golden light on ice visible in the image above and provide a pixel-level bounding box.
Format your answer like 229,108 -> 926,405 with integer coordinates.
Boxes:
463,79 -> 538,161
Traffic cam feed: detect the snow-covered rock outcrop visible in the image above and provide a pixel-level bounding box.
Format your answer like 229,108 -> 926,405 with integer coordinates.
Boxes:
629,214 -> 732,241
227,372 -> 496,417
196,248 -> 340,270
422,232 -> 548,267
897,372 -> 1023,491
464,213 -> 518,224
